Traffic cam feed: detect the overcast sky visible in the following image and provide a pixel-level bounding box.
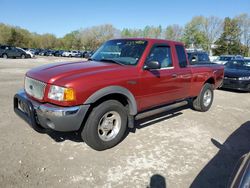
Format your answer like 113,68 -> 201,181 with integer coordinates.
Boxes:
0,0 -> 249,37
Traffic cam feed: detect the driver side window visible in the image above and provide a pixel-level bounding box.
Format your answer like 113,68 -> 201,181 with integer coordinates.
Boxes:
146,45 -> 173,68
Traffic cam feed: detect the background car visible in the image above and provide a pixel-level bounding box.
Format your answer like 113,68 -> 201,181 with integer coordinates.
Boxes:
45,50 -> 55,56
0,45 -> 11,57
84,50 -> 95,59
53,50 -> 64,57
214,55 -> 244,65
17,47 -> 34,58
1,46 -> 31,59
62,50 -> 80,57
221,60 -> 250,91
74,51 -> 88,58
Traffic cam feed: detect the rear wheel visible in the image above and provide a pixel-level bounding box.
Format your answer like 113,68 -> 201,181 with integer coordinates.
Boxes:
3,54 -> 8,59
81,100 -> 128,151
191,83 -> 214,112
21,54 -> 25,59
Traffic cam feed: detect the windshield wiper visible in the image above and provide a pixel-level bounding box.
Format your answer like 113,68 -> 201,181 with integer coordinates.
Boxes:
98,59 -> 125,66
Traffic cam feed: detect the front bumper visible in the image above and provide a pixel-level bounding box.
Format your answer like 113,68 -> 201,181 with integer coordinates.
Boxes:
14,90 -> 90,132
222,79 -> 250,91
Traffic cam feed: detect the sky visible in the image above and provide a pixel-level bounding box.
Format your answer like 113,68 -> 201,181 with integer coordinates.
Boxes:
0,0 -> 249,37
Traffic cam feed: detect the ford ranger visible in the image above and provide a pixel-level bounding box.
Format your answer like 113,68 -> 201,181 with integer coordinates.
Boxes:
14,38 -> 224,150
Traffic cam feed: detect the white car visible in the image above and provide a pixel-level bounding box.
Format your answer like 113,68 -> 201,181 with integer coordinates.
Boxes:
17,47 -> 34,58
62,50 -> 79,57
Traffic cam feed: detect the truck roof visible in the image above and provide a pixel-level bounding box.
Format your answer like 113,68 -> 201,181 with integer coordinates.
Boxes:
110,38 -> 184,46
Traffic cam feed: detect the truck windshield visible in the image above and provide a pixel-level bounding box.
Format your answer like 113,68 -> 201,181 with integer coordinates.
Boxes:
91,39 -> 148,65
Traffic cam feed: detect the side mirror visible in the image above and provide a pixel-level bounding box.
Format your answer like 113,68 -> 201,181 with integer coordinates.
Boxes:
144,61 -> 160,70
192,56 -> 197,62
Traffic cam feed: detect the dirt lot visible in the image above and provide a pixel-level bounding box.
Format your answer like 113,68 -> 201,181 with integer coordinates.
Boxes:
0,57 -> 249,188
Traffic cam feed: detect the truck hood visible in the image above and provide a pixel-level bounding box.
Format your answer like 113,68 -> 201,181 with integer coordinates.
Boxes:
27,61 -> 133,84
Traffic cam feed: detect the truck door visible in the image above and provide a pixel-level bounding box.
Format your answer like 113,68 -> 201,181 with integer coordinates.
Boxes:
138,44 -> 181,110
174,45 -> 192,99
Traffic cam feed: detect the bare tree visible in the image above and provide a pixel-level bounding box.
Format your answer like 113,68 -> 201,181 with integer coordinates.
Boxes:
202,16 -> 223,54
235,14 -> 250,56
164,24 -> 183,41
79,24 -> 119,50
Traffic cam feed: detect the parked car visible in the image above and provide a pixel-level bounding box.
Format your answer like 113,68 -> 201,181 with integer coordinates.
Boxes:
17,47 -> 34,58
84,50 -> 94,58
228,152 -> 250,188
34,49 -> 42,55
74,51 -> 88,58
54,50 -> 64,57
14,38 -> 224,150
214,55 -> 244,65
1,46 -> 31,59
27,49 -> 36,57
221,60 -> 250,91
0,45 -> 11,57
39,50 -> 47,56
187,51 -> 212,64
62,50 -> 79,57
45,50 -> 55,56
38,49 -> 52,56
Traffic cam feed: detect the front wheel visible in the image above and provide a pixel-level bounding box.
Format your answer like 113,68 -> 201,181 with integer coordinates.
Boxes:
21,54 -> 25,59
3,54 -> 8,59
81,100 -> 128,151
191,83 -> 214,112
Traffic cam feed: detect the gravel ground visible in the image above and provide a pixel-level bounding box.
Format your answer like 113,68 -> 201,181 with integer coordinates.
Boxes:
0,57 -> 249,188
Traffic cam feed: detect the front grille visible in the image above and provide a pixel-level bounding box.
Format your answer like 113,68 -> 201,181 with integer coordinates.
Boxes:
25,77 -> 46,100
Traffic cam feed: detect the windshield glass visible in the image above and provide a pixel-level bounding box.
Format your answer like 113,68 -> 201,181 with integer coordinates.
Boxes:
91,39 -> 148,65
219,56 -> 233,61
225,60 -> 250,70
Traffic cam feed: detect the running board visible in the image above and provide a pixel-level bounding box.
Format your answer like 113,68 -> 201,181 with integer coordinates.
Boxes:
135,101 -> 188,120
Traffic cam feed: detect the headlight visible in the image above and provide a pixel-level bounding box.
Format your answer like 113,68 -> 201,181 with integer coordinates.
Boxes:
238,76 -> 250,80
48,85 -> 75,101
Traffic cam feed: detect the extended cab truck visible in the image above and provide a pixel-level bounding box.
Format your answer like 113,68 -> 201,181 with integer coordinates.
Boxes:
14,38 -> 224,150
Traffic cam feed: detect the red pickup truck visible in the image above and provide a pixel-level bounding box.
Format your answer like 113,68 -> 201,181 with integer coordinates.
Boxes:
14,38 -> 224,150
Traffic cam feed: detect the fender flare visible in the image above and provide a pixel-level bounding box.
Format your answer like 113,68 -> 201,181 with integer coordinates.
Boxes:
84,86 -> 138,115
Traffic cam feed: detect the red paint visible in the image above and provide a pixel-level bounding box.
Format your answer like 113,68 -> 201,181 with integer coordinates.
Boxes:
26,38 -> 224,112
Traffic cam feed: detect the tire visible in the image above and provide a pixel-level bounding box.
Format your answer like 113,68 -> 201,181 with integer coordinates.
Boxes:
21,54 -> 25,59
3,54 -> 8,59
191,83 -> 214,112
82,100 -> 128,151
69,55 -> 72,58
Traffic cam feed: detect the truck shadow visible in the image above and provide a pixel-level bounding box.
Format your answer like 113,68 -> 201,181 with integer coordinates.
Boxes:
131,104 -> 189,133
190,121 -> 250,188
46,104 -> 189,143
46,130 -> 83,143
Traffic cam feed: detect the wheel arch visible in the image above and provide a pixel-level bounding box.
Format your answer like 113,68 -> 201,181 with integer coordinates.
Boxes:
204,77 -> 215,87
84,86 -> 138,116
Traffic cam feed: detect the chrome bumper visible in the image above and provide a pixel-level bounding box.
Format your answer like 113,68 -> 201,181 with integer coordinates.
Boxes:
14,90 -> 90,132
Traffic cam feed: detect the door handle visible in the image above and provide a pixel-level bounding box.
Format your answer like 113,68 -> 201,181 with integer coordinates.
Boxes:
172,74 -> 178,78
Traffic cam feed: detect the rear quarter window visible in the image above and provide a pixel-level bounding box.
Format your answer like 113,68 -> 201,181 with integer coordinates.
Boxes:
175,45 -> 187,68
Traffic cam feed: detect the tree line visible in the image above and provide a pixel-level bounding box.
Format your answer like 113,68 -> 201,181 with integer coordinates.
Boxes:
0,14 -> 249,56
